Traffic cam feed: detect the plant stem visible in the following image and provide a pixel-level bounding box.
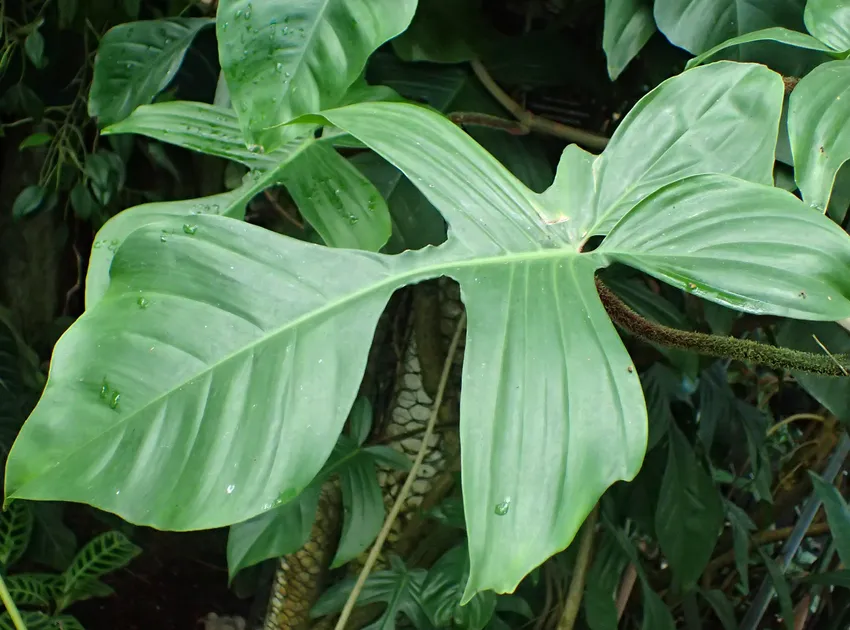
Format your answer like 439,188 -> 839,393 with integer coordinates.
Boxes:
333,312 -> 468,630
0,573 -> 27,630
596,278 -> 850,377
469,60 -> 609,152
556,504 -> 600,630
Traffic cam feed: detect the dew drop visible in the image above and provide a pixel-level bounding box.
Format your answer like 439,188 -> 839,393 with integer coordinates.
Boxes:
275,62 -> 284,73
226,484 -> 236,494
100,379 -> 110,399
494,497 -> 511,516
137,296 -> 150,309
348,215 -> 359,225
109,391 -> 121,410
183,224 -> 198,235
160,231 -> 169,243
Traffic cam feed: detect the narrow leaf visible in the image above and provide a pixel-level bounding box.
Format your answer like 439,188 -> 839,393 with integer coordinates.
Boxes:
331,458 -> 384,568
756,546 -> 794,630
810,472 -> 850,566
88,18 -> 213,126
699,589 -> 738,630
603,0 -> 656,80
685,27 -> 836,69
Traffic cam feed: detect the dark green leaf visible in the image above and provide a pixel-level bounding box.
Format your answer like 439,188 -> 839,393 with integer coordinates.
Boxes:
69,182 -> 99,221
11,185 -> 46,220
655,424 -> 724,589
724,500 -> 756,592
28,503 -> 77,572
216,0 -> 417,150
789,59 -> 850,212
654,0 -> 807,54
494,595 -> 533,619
84,151 -> 124,207
775,320 -> 850,423
18,133 -> 51,150
363,446 -> 413,472
226,484 -> 320,581
350,397 -> 372,446
641,363 -> 687,449
810,472 -> 850,566
24,31 -> 45,68
699,589 -> 737,630
642,586 -> 676,630
0,85 -> 43,119
88,19 -> 214,126
58,0 -> 78,29
603,0 -> 656,80
331,458 -> 384,568
0,611 -> 68,630
0,501 -> 34,567
755,546 -> 794,630
429,496 -> 465,530
421,544 -> 496,630
805,0 -> 850,52
803,569 -> 850,587
583,579 -> 618,630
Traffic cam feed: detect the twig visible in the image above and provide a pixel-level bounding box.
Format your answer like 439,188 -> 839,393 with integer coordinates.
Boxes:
263,189 -> 304,230
556,504 -> 600,630
469,59 -> 609,152
447,112 -> 530,135
767,413 -> 826,437
0,573 -> 27,630
333,312 -> 468,630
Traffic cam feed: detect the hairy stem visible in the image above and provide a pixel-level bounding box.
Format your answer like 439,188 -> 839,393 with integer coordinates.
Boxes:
333,312 -> 468,630
596,278 -> 850,377
557,504 -> 600,630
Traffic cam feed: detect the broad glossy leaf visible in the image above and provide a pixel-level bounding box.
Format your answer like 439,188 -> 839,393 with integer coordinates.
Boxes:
85,178 -> 257,308
685,27 -> 837,69
227,484 -> 320,581
810,472 -> 850,566
103,101 -> 392,251
655,424 -> 723,589
603,0 -> 657,80
216,0 -> 417,150
599,174 -> 850,320
562,62 -> 784,239
775,320 -> 850,422
805,0 -> 850,53
789,60 -> 850,211
88,19 -> 213,126
654,0 -> 806,54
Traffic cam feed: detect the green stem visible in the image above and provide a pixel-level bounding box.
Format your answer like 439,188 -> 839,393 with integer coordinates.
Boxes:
0,573 -> 27,630
596,278 -> 850,377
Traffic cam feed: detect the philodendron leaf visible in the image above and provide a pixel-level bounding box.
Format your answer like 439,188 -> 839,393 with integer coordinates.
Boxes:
653,0 -> 807,54
603,0 -> 656,80
685,27 -> 837,69
805,0 -> 850,53
789,59 -> 850,212
216,0 -> 417,150
8,63 -> 850,601
88,19 -> 214,126
103,101 -> 392,252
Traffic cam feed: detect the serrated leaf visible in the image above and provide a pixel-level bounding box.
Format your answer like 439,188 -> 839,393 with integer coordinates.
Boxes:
654,0 -> 808,54
216,0 -> 418,150
313,556 -> 430,630
9,63 -> 850,602
685,27 -> 837,69
226,484 -> 320,581
88,18 -> 214,126
810,472 -> 850,566
331,457 -> 383,568
4,574 -> 60,608
805,0 -> 850,52
0,501 -> 34,567
654,424 -> 723,590
59,531 -> 140,610
789,59 -> 850,212
603,0 -> 656,80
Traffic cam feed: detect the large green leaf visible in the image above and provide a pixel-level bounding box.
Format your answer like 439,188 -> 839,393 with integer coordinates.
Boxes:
8,64 -> 850,601
654,424 -> 723,590
103,101 -> 392,252
805,0 -> 850,53
88,19 -> 213,126
789,59 -> 850,212
685,27 -> 837,69
216,0 -> 417,150
654,0 -> 806,54
603,0 -> 657,80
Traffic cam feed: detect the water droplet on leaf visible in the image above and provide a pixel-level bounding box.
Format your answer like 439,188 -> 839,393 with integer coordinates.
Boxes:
226,484 -> 236,494
109,391 -> 121,410
137,296 -> 150,309
495,497 -> 511,516
183,224 -> 198,235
